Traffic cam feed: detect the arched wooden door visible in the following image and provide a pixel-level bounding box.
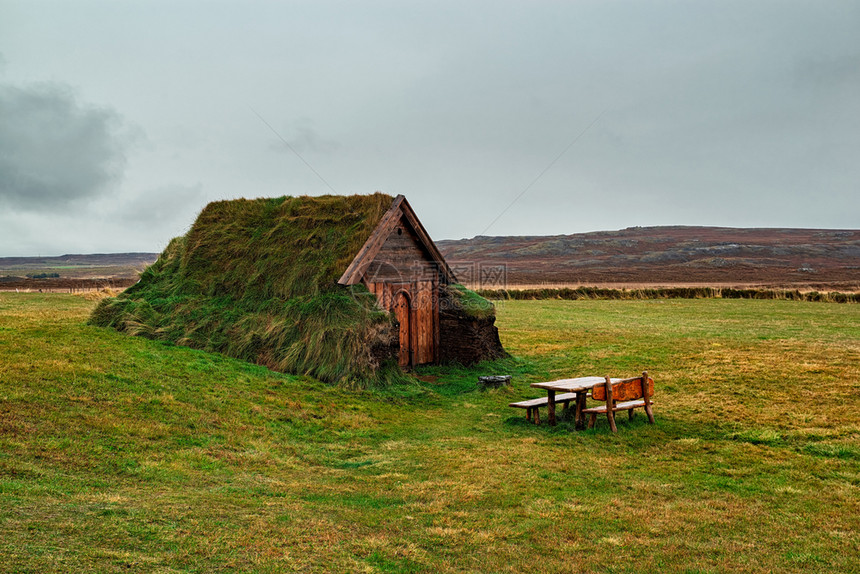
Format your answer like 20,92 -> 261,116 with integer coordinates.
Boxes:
393,290 -> 412,367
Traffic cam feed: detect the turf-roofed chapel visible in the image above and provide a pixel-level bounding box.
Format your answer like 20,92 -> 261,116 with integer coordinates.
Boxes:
90,193 -> 506,385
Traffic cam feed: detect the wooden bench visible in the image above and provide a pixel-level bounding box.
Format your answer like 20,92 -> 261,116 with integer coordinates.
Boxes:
509,392 -> 580,424
582,371 -> 655,433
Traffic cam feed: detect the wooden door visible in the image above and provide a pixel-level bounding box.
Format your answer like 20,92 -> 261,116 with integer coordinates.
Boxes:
393,291 -> 412,367
413,281 -> 435,364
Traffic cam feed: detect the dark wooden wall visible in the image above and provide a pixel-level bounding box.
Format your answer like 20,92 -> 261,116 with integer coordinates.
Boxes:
363,215 -> 441,366
363,218 -> 440,284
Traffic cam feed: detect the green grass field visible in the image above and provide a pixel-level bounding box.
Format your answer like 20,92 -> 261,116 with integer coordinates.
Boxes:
1,294 -> 858,573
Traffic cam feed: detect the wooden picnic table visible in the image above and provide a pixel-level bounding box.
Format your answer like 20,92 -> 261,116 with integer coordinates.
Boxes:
530,376 -> 610,429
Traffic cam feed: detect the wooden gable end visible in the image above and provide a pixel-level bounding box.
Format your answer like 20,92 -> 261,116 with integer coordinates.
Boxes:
338,195 -> 453,367
360,211 -> 442,366
337,195 -> 456,286
362,212 -> 440,284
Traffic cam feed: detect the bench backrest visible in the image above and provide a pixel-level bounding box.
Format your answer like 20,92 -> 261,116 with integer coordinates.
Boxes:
592,374 -> 654,402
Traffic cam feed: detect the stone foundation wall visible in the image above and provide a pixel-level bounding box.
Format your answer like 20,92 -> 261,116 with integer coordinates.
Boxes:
438,308 -> 507,365
369,321 -> 399,368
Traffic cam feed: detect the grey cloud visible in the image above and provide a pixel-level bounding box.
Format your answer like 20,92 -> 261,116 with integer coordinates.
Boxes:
0,184 -> 207,256
0,81 -> 130,211
793,54 -> 860,91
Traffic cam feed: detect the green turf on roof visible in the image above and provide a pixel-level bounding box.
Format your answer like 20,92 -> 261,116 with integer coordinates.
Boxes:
90,193 -> 403,386
446,283 -> 496,320
180,193 -> 392,299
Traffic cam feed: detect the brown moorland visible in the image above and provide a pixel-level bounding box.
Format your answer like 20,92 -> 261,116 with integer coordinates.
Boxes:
437,226 -> 860,289
4,226 -> 860,292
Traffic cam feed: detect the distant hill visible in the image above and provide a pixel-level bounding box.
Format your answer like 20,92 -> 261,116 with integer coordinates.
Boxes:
5,226 -> 860,290
0,253 -> 158,272
436,227 -> 860,288
0,253 -> 159,290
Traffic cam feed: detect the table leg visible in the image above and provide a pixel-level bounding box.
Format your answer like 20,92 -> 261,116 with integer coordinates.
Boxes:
547,390 -> 556,426
574,391 -> 587,430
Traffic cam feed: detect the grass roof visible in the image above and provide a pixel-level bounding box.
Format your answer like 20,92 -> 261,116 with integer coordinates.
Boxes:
90,193 -> 403,386
180,193 -> 393,299
445,283 -> 496,320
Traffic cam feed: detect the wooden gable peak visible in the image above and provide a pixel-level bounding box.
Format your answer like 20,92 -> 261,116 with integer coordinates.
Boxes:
337,194 -> 457,285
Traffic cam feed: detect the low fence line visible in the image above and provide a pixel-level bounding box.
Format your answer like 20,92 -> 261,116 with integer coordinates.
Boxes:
0,278 -> 137,293
475,286 -> 860,303
0,287 -> 125,294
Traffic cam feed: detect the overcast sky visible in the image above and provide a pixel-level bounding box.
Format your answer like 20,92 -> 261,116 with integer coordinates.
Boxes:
1,1 -> 858,256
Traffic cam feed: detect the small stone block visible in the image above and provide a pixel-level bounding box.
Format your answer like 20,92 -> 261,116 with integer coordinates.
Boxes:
478,375 -> 512,388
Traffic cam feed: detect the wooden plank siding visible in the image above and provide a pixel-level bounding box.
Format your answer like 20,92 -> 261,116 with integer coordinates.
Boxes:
363,213 -> 442,366
338,195 -> 454,368
363,219 -> 440,284
338,196 -> 407,286
414,280 -> 435,364
366,280 -> 437,365
338,194 -> 455,286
